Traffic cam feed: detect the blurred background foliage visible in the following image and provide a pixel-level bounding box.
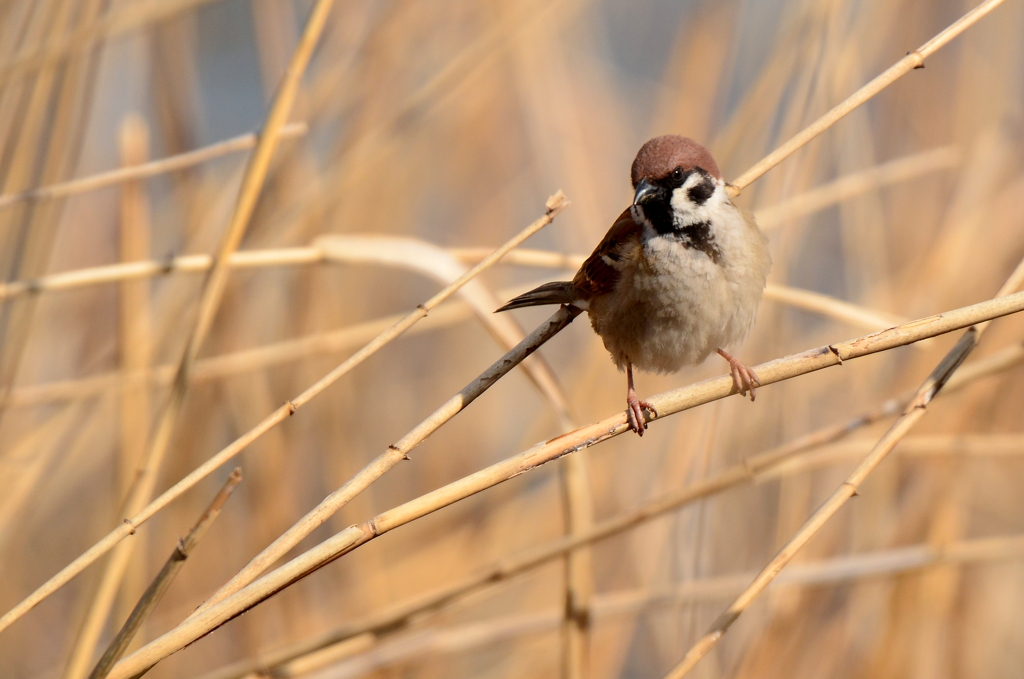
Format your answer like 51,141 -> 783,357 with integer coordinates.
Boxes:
1,0 -> 1024,677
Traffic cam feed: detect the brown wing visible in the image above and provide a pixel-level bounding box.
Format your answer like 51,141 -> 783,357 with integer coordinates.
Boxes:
572,207 -> 643,299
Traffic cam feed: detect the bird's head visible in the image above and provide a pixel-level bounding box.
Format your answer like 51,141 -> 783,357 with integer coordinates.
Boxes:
629,135 -> 726,235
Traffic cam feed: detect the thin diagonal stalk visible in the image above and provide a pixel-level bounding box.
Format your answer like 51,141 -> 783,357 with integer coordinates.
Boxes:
48,4 -> 334,673
225,532 -> 1024,679
87,470 -> 242,679
0,0 -> 219,87
185,338 -> 1024,679
105,289 -> 1024,679
727,0 -> 1008,195
189,304 -> 583,618
0,122 -> 306,211
0,194 -> 568,636
754,145 -> 960,231
661,255 -> 1024,679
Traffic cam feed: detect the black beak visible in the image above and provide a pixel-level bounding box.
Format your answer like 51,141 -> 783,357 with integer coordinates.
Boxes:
633,179 -> 659,206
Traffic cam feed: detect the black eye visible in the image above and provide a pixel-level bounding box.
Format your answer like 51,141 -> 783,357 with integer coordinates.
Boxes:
671,167 -> 684,181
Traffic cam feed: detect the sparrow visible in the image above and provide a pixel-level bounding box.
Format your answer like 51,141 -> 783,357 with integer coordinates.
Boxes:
496,135 -> 771,436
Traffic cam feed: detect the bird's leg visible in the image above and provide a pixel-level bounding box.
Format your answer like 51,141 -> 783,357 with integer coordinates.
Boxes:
717,348 -> 760,401
625,361 -> 657,435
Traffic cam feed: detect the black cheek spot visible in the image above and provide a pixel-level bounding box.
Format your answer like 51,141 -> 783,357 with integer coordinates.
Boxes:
687,180 -> 715,206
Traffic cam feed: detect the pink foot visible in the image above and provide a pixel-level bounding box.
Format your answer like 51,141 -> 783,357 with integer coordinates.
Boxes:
718,349 -> 760,401
626,388 -> 657,436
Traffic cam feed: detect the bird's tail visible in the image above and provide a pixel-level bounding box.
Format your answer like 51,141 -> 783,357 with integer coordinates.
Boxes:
495,281 -> 574,312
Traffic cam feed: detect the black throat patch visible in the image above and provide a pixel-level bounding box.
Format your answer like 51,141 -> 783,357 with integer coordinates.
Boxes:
670,220 -> 722,264
636,168 -> 723,264
641,204 -> 723,265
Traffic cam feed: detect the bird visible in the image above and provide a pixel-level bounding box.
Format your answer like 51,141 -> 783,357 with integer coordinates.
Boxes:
496,135 -> 771,436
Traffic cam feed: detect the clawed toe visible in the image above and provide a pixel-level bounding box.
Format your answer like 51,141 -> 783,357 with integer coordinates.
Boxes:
718,349 -> 760,402
626,394 -> 656,436
731,363 -> 760,401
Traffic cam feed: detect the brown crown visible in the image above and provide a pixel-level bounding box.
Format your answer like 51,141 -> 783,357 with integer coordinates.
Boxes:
630,135 -> 723,186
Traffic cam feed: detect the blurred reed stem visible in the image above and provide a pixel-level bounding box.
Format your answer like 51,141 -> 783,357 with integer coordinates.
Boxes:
662,253 -> 1024,678
727,0 -> 1008,195
0,193 -> 569,637
187,302 -> 582,619
114,113 -> 155,636
212,531 -> 1024,679
185,357 -> 1024,679
61,3 -> 336,675
0,122 -> 307,210
87,469 -> 241,679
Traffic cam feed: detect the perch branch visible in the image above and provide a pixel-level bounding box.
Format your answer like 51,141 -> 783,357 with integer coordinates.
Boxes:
105,289 -> 1024,679
186,348 -> 1024,679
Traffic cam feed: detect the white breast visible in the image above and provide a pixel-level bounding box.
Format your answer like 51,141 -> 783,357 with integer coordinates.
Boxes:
588,184 -> 770,374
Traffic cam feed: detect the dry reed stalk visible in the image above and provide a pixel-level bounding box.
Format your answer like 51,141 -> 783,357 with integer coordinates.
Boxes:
104,290 -> 1024,678
57,4 -> 336,675
0,404 -> 86,550
114,113 -> 155,632
727,0 -> 1008,195
0,122 -> 307,211
188,303 -> 583,618
0,247 -> 324,302
660,256 -> 1024,678
318,231 -> 591,679
181,335 -> 1024,679
754,146 -> 961,230
759,434 -> 1024,479
557,450 -> 593,679
199,530 -> 1024,679
0,243 -> 902,338
0,194 -> 568,636
0,0 -> 99,402
764,284 -> 910,332
87,469 -> 242,679
0,0 -> 220,86
0,280 -> 552,410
